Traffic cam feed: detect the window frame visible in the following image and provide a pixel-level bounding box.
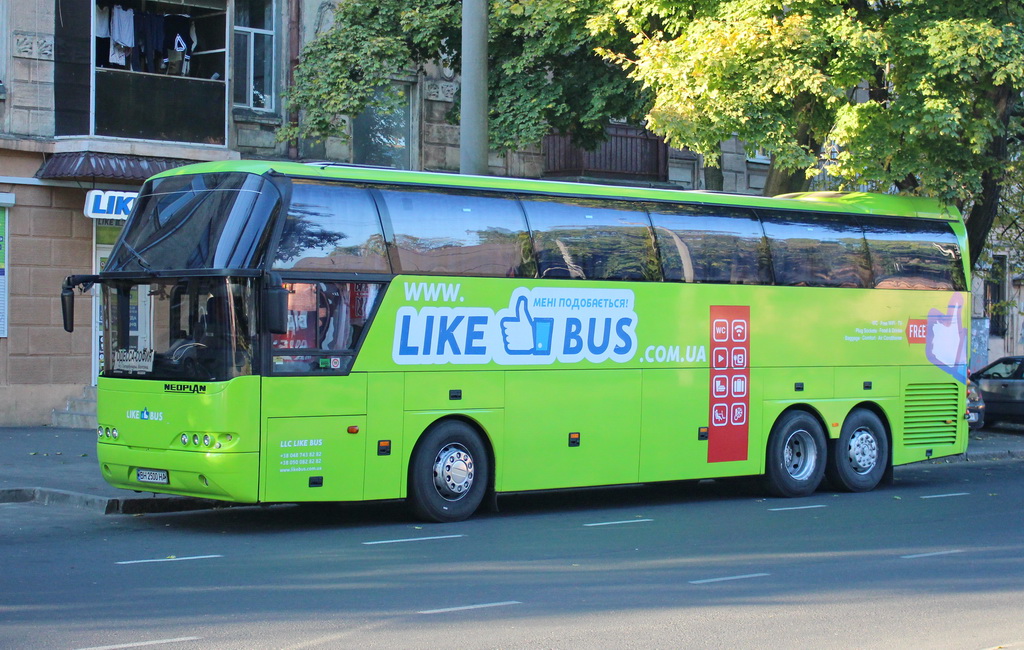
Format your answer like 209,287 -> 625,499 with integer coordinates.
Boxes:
233,0 -> 277,112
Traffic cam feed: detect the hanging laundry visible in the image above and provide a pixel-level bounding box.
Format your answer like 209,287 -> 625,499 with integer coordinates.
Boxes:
162,15 -> 194,74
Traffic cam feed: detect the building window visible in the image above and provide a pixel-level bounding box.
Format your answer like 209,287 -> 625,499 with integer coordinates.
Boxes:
233,0 -> 275,110
986,255 -> 1008,337
352,84 -> 413,169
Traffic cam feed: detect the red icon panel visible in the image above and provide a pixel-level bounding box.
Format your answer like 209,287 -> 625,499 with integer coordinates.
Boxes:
708,305 -> 750,463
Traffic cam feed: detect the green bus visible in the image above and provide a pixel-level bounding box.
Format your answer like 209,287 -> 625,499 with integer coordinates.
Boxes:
62,161 -> 971,522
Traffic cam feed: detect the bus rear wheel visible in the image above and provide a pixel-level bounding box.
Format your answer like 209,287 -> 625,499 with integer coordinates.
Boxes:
764,411 -> 826,498
409,420 -> 489,523
826,410 -> 889,492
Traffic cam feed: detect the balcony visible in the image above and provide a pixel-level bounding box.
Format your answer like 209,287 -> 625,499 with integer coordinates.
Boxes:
543,123 -> 669,183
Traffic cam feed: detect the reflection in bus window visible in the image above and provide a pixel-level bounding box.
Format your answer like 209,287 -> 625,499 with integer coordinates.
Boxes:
859,216 -> 966,291
759,211 -> 873,288
648,204 -> 770,284
520,197 -> 660,281
110,172 -> 268,272
271,282 -> 381,373
273,181 -> 390,272
377,188 -> 535,277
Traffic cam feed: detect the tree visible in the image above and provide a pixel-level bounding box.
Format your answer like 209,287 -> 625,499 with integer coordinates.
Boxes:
596,0 -> 1024,265
281,0 -> 649,153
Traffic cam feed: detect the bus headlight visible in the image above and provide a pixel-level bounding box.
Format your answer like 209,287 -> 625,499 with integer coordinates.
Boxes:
111,428 -> 119,440
181,434 -> 189,446
203,434 -> 212,447
97,426 -> 104,440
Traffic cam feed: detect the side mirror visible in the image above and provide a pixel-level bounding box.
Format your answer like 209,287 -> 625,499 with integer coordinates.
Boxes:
61,280 -> 76,333
264,272 -> 289,335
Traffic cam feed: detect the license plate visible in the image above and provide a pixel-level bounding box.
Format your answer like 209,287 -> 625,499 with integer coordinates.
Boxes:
137,468 -> 169,484
967,412 -> 979,422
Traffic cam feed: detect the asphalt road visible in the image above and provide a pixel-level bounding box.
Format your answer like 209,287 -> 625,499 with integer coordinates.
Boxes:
2,459 -> 1023,650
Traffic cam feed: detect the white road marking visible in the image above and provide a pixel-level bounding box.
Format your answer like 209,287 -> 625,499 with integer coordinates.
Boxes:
900,550 -> 964,559
74,637 -> 201,650
362,534 -> 465,545
689,573 -> 770,585
920,492 -> 970,499
768,504 -> 827,512
116,554 -> 223,565
419,601 -> 522,614
583,518 -> 654,527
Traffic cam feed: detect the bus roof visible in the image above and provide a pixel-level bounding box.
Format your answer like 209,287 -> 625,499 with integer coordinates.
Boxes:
151,160 -> 960,221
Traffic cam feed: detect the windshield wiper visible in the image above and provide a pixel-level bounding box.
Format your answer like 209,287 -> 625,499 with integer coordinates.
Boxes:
121,240 -> 153,271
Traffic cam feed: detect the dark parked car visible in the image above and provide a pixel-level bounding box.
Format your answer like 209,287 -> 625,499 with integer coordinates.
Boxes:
967,379 -> 985,430
971,356 -> 1024,427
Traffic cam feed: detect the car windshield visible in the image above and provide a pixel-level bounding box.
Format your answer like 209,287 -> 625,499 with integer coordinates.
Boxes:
102,277 -> 258,381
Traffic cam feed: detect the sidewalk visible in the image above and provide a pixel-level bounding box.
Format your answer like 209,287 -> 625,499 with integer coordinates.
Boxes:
0,426 -> 220,514
2,424 -> 1023,514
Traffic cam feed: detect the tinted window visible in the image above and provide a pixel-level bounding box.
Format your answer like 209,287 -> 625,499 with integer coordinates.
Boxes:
109,172 -> 273,272
521,197 -> 660,281
377,188 -> 535,277
648,204 -> 770,284
270,281 -> 382,373
759,211 -> 872,288
273,181 -> 389,272
860,216 -> 966,291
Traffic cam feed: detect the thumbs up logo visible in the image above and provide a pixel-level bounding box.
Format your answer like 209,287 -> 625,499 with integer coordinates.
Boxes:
925,294 -> 967,383
501,295 -> 554,355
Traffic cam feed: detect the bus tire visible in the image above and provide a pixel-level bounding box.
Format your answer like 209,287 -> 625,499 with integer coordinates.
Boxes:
409,420 -> 489,523
764,410 -> 826,498
825,409 -> 888,492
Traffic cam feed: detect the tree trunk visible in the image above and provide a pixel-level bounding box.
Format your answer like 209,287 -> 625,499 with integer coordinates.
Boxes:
966,83 -> 1017,269
763,164 -> 812,197
762,92 -> 820,197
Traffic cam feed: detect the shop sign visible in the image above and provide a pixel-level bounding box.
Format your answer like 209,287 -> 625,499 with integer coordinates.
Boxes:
84,190 -> 137,220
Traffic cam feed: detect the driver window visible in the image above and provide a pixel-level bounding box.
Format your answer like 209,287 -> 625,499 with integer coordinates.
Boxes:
271,281 -> 382,373
978,359 -> 1022,379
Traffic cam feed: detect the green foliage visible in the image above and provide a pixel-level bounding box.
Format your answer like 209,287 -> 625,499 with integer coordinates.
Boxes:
282,0 -> 648,151
598,1 -> 1024,204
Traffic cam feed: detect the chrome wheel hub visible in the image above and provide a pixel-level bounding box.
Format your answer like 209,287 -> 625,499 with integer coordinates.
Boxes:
433,443 -> 475,501
847,428 -> 878,474
783,429 -> 817,481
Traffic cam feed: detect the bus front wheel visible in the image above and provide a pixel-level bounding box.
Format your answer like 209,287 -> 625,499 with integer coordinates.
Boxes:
825,410 -> 889,492
764,411 -> 826,498
409,420 -> 489,523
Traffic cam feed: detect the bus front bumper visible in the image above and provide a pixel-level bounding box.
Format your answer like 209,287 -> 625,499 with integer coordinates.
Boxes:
97,442 -> 260,503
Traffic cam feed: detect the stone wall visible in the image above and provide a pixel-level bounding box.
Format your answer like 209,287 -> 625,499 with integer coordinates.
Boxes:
7,0 -> 55,137
0,151 -> 93,425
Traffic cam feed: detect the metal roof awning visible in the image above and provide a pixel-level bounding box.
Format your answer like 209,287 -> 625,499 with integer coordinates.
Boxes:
36,152 -> 193,182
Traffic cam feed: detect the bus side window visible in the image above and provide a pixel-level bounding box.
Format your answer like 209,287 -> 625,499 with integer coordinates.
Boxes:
376,188 -> 535,277
647,204 -> 769,284
273,182 -> 390,273
759,210 -> 872,288
859,216 -> 966,291
520,197 -> 661,281
270,281 -> 382,374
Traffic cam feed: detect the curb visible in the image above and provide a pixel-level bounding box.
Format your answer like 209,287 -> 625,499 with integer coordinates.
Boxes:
0,487 -> 222,515
3,451 -> 1021,514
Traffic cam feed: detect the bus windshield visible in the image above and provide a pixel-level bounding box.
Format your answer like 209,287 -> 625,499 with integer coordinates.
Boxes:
102,277 -> 258,382
105,172 -> 280,273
